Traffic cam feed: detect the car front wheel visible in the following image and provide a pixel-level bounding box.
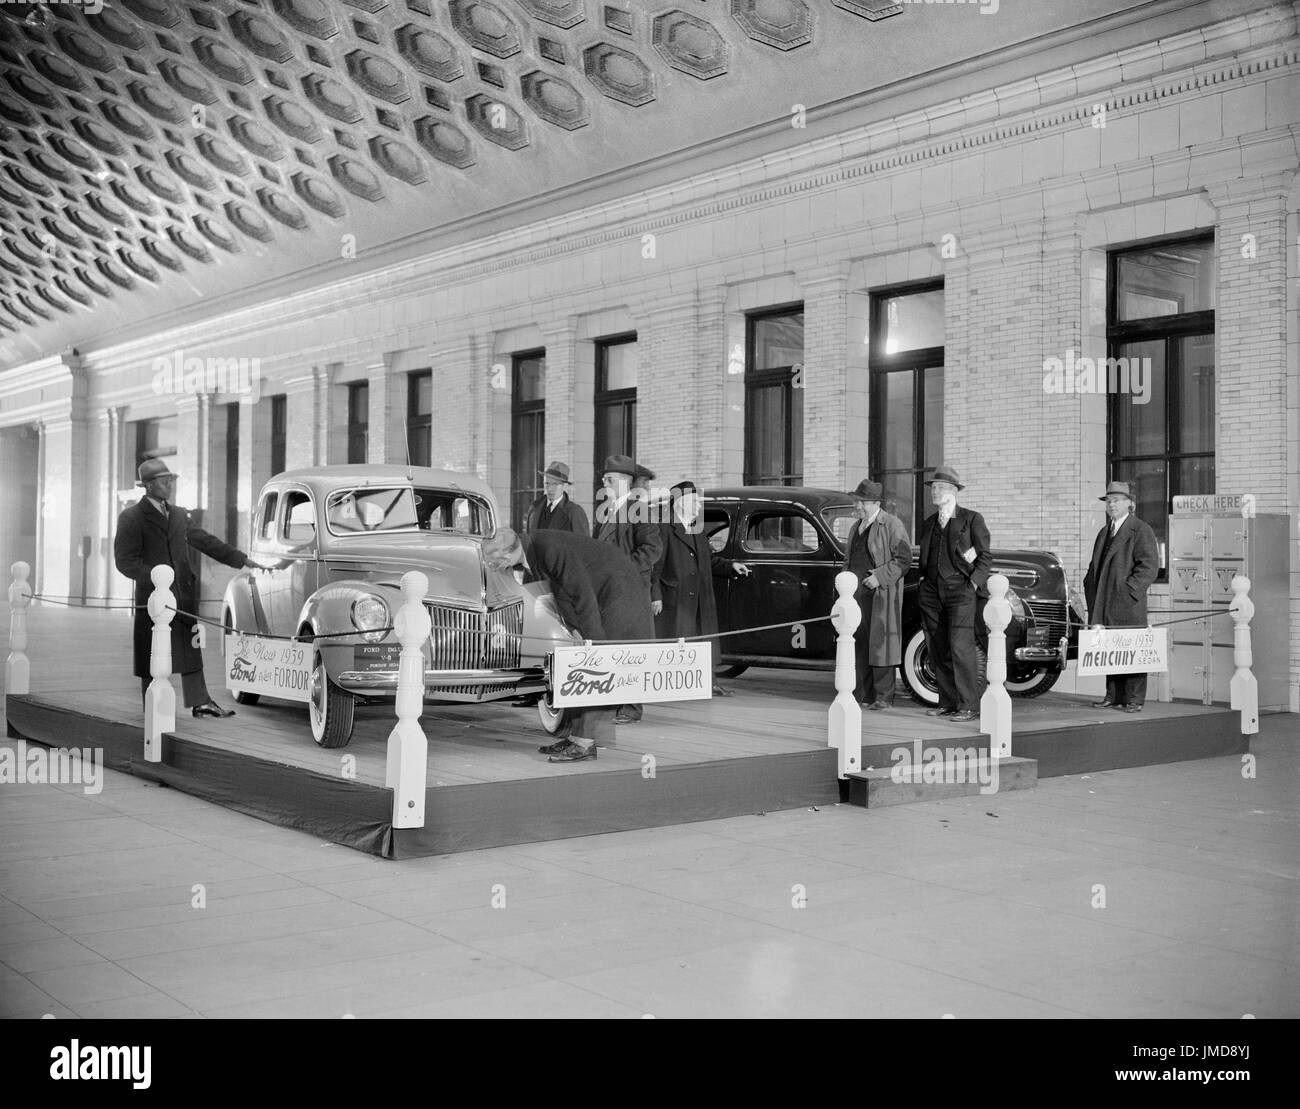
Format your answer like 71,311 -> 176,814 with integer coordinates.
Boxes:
537,693 -> 573,736
900,629 -> 940,705
1004,664 -> 1061,698
309,641 -> 355,748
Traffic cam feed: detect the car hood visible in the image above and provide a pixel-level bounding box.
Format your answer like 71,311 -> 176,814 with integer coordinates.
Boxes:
323,534 -> 504,608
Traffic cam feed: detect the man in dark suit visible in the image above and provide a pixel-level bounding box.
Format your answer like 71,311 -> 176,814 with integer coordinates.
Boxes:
652,481 -> 750,696
593,453 -> 663,724
1083,480 -> 1160,712
916,465 -> 992,722
482,526 -> 653,762
114,458 -> 268,717
524,461 -> 589,537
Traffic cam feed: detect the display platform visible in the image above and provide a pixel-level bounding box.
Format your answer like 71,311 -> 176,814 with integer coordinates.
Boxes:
2,610 -> 1251,858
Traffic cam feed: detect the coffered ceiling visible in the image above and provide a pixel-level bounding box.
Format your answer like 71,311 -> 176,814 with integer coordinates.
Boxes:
0,0 -> 1228,367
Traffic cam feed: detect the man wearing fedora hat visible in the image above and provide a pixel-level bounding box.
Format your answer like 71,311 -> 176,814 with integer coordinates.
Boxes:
595,454 -> 663,723
524,461 -> 589,537
842,479 -> 912,710
916,465 -> 992,722
1083,480 -> 1159,713
114,458 -> 273,718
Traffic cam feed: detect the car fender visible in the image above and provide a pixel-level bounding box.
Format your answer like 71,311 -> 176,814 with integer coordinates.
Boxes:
222,573 -> 260,633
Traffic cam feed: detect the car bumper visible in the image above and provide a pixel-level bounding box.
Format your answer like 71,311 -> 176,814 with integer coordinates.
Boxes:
335,666 -> 548,699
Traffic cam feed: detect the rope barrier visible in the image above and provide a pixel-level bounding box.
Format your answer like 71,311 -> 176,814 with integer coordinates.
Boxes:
30,593 -> 144,611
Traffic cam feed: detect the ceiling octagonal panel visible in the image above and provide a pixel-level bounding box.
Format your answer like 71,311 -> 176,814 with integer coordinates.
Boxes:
0,0 -> 1158,370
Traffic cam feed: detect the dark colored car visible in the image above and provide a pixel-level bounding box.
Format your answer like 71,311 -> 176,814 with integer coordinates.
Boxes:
703,487 -> 1085,704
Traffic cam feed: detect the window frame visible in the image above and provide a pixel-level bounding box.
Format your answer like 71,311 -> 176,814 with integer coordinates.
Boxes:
868,278 -> 945,540
594,333 -> 638,493
510,349 -> 546,532
1106,234 -> 1216,578
346,381 -> 369,465
743,303 -> 805,487
406,370 -> 432,469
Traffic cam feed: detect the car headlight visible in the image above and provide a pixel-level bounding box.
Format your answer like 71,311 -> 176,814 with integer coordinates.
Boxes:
350,596 -> 390,643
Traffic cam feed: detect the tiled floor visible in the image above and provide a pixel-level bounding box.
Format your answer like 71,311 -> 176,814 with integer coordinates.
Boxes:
2,707 -> 1296,1018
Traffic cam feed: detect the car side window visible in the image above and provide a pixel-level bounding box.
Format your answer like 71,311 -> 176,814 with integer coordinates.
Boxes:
742,511 -> 820,555
257,492 -> 279,542
281,491 -> 315,546
705,508 -> 731,554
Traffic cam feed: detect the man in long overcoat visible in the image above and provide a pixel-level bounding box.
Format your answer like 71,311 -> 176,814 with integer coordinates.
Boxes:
593,453 -> 662,723
114,458 -> 262,717
841,479 -> 913,709
524,461 -> 590,537
651,481 -> 750,695
482,526 -> 652,761
1083,480 -> 1160,712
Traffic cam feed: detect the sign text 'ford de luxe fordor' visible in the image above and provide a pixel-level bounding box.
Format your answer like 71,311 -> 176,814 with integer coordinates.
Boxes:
550,642 -> 713,707
1076,627 -> 1168,676
224,633 -> 313,703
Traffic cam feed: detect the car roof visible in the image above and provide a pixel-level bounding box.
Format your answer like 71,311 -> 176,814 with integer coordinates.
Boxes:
268,465 -> 497,501
702,486 -> 854,509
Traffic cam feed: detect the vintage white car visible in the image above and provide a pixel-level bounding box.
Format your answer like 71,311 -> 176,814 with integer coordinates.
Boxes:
222,465 -> 576,747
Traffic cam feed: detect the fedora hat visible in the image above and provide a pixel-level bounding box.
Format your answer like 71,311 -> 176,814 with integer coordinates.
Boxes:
539,461 -> 571,484
1098,480 -> 1134,501
923,465 -> 965,490
602,454 -> 637,478
852,479 -> 883,501
137,457 -> 179,485
633,462 -> 656,481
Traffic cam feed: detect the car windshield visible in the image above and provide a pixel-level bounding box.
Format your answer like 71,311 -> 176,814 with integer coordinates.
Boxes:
325,486 -> 491,537
820,505 -> 857,551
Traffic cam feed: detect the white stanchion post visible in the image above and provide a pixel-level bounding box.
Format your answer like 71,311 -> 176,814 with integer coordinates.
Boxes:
386,570 -> 431,828
1229,576 -> 1258,736
144,564 -> 176,762
828,571 -> 862,778
980,573 -> 1013,759
7,561 -> 32,697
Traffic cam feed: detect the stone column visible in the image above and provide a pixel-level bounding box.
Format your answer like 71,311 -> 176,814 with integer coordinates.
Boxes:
540,317 -> 578,481
799,265 -> 852,489
1207,172 -> 1294,512
282,370 -> 317,471
638,292 -> 700,483
364,354 -> 399,465
313,363 -> 334,465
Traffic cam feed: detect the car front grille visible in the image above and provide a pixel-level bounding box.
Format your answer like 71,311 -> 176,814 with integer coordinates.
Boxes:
424,600 -> 523,671
1024,599 -> 1070,646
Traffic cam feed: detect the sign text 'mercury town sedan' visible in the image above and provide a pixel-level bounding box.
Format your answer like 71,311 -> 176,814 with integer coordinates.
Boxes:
222,465 -> 577,747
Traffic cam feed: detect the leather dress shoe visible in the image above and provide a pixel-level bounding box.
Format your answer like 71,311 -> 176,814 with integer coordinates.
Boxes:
1091,699 -> 1116,709
548,742 -> 596,763
949,710 -> 978,722
1118,703 -> 1144,713
925,707 -> 957,717
869,700 -> 893,711
712,684 -> 732,697
538,738 -> 574,755
192,702 -> 235,719
613,711 -> 639,725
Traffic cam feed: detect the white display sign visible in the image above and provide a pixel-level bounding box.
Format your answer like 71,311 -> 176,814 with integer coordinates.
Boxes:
1076,627 -> 1167,676
551,641 -> 713,707
224,632 -> 313,703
